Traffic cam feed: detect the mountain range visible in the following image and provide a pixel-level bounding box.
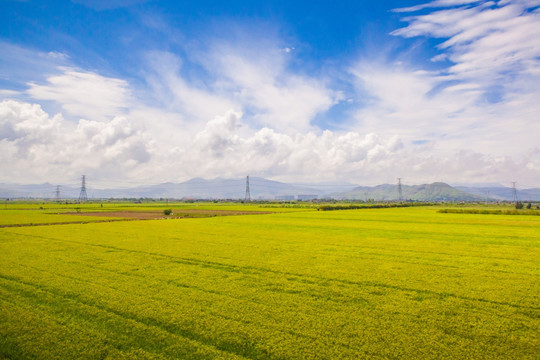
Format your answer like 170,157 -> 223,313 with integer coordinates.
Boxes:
337,182 -> 482,202
1,178 -> 539,201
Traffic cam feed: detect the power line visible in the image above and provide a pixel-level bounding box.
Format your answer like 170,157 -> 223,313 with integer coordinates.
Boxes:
79,175 -> 88,202
245,175 -> 251,202
511,181 -> 518,202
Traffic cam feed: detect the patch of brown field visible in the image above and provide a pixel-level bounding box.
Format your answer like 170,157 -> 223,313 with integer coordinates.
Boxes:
66,209 -> 271,220
0,209 -> 271,228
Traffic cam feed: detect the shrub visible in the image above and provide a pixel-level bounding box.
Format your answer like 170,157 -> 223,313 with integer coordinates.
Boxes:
163,209 -> 172,216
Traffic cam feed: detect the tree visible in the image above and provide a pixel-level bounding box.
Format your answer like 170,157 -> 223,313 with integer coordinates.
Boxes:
515,202 -> 524,209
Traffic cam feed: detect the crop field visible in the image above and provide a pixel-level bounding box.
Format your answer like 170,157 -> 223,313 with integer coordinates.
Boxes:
0,204 -> 538,359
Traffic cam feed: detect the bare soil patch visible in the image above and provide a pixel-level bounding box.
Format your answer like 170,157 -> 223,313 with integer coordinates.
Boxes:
66,209 -> 271,220
0,209 -> 271,228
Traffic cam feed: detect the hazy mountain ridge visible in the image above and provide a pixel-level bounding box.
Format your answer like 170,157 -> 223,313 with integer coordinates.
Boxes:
0,178 -> 333,200
455,186 -> 540,201
336,182 -> 482,202
1,179 -> 539,201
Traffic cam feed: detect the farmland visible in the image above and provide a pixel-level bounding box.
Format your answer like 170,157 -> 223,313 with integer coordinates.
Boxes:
0,203 -> 538,359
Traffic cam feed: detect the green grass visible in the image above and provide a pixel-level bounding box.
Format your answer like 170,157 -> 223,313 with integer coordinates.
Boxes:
0,206 -> 538,359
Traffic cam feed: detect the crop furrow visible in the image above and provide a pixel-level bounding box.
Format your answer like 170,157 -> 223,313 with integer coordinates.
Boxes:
6,230 -> 537,311
0,275 -> 271,360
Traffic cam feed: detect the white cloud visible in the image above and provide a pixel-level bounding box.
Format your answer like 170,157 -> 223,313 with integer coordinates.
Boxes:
348,0 -> 540,160
206,45 -> 338,133
143,51 -> 237,125
174,110 -> 539,185
171,111 -> 406,182
2,1 -> 540,187
0,41 -> 71,87
0,90 -> 20,97
394,0 -> 483,13
350,64 -> 482,142
392,1 -> 540,83
142,46 -> 338,134
0,100 -> 151,183
1,100 -> 538,186
26,67 -> 131,121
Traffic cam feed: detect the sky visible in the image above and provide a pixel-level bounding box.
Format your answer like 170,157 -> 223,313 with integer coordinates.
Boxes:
1,0 -> 539,188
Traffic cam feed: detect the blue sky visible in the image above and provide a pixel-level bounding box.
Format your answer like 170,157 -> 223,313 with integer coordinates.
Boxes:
1,0 -> 540,187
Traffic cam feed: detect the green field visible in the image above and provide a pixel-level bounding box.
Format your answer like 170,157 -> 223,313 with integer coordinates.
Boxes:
0,205 -> 538,359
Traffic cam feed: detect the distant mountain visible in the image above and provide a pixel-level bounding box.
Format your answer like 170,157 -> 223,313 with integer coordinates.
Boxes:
2,179 -> 537,201
336,182 -> 482,202
0,183 -> 79,199
456,186 -> 540,201
0,178 -> 356,200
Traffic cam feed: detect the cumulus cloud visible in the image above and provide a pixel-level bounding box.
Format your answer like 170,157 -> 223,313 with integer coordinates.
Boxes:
0,100 -> 151,183
2,0 -> 539,186
162,110 -> 539,185
170,111 -> 406,181
1,100 -> 538,186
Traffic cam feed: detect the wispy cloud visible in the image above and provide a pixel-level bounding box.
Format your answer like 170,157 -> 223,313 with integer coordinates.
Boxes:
350,0 -> 540,154
142,51 -> 237,126
394,0 -> 484,13
26,68 -> 131,121
392,0 -> 540,83
1,0 -> 539,185
0,41 -> 70,90
141,37 -> 339,134
207,44 -> 339,133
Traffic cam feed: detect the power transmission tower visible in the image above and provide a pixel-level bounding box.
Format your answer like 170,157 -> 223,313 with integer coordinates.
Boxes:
511,182 -> 518,202
79,175 -> 88,202
397,178 -> 403,202
55,185 -> 61,202
244,176 -> 251,202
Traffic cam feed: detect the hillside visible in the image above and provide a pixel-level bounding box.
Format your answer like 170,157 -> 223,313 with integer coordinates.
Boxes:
0,178 -> 356,200
456,186 -> 540,201
4,179 -> 536,202
338,182 -> 482,202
